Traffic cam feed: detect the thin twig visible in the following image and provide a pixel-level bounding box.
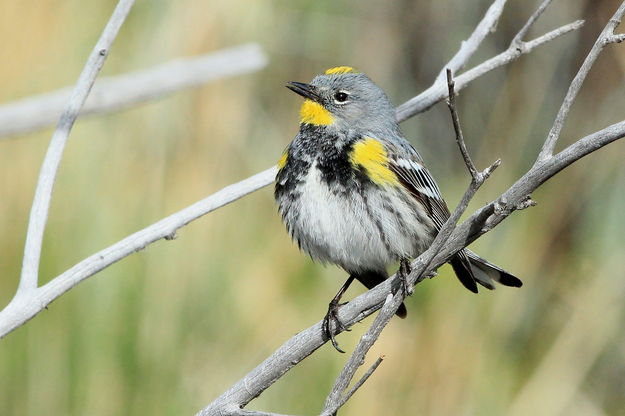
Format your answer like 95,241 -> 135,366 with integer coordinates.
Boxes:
337,356 -> 384,410
16,0 -> 136,295
0,44 -> 267,139
523,20 -> 584,50
396,20 -> 583,122
322,296 -> 396,415
511,0 -> 554,46
435,0 -> 508,83
537,2 -> 625,161
322,335 -> 388,415
446,69 -> 479,181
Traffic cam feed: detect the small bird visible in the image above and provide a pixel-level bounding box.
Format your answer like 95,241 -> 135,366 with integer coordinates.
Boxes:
275,66 -> 521,352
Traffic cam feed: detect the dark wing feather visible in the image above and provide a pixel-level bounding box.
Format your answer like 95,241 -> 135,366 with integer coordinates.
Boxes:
386,150 -> 451,231
385,142 -> 479,293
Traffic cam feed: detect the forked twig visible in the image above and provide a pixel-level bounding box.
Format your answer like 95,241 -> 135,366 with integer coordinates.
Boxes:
395,2 -> 583,122
537,2 -> 625,161
512,0 -> 554,46
17,0 -> 136,295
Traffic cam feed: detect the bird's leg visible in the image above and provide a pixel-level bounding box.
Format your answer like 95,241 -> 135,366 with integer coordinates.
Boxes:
399,258 -> 413,296
323,275 -> 355,353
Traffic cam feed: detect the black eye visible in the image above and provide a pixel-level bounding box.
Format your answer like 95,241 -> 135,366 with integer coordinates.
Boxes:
334,91 -> 349,103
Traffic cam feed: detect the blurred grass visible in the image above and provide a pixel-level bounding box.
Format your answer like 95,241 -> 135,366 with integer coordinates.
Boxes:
1,0 -> 625,415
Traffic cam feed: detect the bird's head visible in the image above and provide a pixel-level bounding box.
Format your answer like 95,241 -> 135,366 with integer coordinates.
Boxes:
286,66 -> 398,136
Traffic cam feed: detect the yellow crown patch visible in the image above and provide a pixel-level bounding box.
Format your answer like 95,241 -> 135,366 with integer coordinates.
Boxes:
324,66 -> 357,75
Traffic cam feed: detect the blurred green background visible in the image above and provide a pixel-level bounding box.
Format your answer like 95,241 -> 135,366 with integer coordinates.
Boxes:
1,0 -> 625,415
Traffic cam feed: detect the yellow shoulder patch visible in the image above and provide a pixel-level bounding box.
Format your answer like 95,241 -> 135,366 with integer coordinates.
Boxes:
349,138 -> 399,186
277,151 -> 288,169
299,100 -> 334,125
324,66 -> 356,75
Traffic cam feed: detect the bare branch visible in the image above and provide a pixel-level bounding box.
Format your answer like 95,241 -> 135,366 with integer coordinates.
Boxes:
523,20 -> 584,50
199,117 -> 625,415
605,33 -> 625,43
446,69 -> 479,180
537,2 -> 625,161
0,0 -> 579,341
322,302 -> 392,415
199,2 -> 625,411
511,0 -> 553,46
16,0 -> 136,295
235,411 -> 300,416
0,44 -> 268,139
335,356 -> 384,412
0,167 -> 277,337
2,0 -> 613,413
435,0 -> 508,83
396,20 -> 583,122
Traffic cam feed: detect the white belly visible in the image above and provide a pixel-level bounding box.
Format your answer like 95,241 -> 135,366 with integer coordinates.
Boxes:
283,165 -> 435,273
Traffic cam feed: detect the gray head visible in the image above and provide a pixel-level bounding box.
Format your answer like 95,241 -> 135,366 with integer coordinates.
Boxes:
286,66 -> 399,136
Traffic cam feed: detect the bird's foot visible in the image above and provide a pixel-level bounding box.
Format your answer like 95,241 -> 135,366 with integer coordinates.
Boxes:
399,259 -> 413,296
322,299 -> 350,353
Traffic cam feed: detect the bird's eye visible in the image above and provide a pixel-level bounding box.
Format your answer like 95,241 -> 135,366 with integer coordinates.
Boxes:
333,91 -> 349,103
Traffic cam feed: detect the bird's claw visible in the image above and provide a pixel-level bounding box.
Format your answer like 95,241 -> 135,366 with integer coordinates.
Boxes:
399,259 -> 413,296
323,300 -> 349,353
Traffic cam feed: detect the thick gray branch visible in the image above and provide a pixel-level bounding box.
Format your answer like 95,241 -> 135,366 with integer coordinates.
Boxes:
200,2 -> 625,412
0,43 -> 267,139
200,119 -> 625,416
17,0 -> 136,295
235,411 -> 299,416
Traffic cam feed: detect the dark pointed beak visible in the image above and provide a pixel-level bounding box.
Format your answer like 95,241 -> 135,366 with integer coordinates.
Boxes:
286,81 -> 321,102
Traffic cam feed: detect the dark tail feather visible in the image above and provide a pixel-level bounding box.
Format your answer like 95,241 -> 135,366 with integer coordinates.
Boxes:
354,270 -> 407,318
450,253 -> 479,293
465,250 -> 523,289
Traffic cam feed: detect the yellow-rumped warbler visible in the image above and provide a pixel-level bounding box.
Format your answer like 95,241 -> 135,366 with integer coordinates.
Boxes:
275,66 -> 521,351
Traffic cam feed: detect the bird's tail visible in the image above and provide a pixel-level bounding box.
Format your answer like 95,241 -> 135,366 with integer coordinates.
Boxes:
450,249 -> 522,292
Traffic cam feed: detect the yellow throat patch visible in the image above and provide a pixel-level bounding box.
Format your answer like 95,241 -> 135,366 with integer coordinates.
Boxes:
299,100 -> 334,125
349,138 -> 399,186
325,66 -> 357,75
